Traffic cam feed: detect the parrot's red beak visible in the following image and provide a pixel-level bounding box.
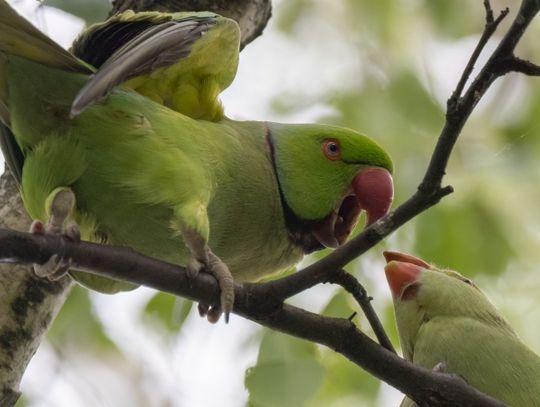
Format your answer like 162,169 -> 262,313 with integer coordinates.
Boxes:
353,167 -> 394,226
383,251 -> 429,300
312,167 -> 393,248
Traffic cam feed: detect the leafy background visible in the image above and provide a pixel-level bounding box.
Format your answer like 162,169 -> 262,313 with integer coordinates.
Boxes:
5,0 -> 540,406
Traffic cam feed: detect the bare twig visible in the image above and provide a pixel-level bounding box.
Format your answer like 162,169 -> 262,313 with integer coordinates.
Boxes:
504,56 -> 540,75
449,2 -> 509,108
327,269 -> 396,354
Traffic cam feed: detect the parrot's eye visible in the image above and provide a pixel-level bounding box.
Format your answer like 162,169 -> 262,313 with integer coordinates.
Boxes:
322,139 -> 341,161
462,278 -> 473,285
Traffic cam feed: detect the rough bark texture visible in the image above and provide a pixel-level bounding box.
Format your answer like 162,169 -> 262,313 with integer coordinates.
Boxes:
0,1 -> 270,405
0,170 -> 72,406
109,0 -> 272,48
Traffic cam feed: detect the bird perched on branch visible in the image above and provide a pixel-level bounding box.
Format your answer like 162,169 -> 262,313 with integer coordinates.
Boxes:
384,251 -> 540,407
0,0 -> 394,322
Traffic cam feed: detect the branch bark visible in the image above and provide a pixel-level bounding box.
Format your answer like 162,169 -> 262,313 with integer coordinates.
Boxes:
109,0 -> 272,49
1,0 -> 539,406
0,171 -> 72,406
0,228 -> 508,407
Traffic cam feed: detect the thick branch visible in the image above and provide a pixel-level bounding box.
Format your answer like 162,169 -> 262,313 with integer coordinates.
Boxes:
1,0 -> 538,406
109,0 -> 272,48
0,172 -> 72,407
0,229 -> 507,407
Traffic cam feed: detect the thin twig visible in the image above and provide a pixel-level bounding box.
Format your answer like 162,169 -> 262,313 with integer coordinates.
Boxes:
504,56 -> 540,75
327,269 -> 396,354
448,1 -> 509,109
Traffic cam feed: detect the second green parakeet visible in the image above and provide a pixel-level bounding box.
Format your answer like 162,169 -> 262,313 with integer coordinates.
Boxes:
384,251 -> 540,407
0,1 -> 394,321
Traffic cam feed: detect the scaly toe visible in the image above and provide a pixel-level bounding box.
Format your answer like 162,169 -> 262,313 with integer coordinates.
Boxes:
33,254 -> 71,280
65,223 -> 81,243
208,253 -> 234,319
186,257 -> 204,279
30,220 -> 46,235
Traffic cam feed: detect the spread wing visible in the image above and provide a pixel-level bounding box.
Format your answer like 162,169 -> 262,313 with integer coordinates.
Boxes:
71,11 -> 240,121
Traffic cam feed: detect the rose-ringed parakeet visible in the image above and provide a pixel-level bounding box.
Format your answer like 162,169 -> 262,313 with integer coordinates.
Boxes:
0,1 -> 394,322
383,251 -> 540,407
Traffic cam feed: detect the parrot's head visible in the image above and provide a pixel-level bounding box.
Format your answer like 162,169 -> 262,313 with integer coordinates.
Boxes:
267,123 -> 393,252
382,251 -> 511,360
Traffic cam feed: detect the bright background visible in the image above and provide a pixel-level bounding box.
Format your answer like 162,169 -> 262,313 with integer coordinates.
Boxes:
5,0 -> 540,406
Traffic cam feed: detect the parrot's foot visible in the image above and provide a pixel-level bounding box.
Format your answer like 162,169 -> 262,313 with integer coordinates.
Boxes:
185,249 -> 234,324
30,189 -> 80,280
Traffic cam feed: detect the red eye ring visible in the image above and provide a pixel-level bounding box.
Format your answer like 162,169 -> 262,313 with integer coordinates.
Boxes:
322,139 -> 341,161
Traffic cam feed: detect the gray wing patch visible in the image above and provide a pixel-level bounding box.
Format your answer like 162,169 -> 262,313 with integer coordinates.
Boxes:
70,16 -> 217,117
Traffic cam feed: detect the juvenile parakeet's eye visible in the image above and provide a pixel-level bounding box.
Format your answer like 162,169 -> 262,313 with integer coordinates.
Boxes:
322,139 -> 341,160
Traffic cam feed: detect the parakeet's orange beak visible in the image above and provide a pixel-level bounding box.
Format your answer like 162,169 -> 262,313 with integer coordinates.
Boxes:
312,167 -> 393,248
383,251 -> 430,300
383,251 -> 431,268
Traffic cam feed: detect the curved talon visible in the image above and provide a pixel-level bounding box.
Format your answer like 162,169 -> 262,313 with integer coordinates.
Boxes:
198,302 -> 210,317
206,305 -> 222,324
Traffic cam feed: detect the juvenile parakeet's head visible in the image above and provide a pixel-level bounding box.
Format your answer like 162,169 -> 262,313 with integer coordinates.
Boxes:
267,123 -> 393,251
383,251 -> 510,360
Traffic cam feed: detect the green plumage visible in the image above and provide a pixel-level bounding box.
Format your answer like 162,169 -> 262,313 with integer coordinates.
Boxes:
0,1 -> 392,297
391,262 -> 540,407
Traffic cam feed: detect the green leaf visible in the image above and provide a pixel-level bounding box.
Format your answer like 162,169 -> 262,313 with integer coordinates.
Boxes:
313,350 -> 381,406
423,0 -> 482,38
143,292 -> 192,333
246,359 -> 325,407
321,290 -> 354,319
47,286 -> 118,352
414,194 -> 514,276
42,0 -> 110,25
246,331 -> 325,407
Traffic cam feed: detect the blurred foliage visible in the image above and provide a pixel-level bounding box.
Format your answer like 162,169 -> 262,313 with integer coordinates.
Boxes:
246,331 -> 325,406
48,286 -> 119,353
10,0 -> 540,406
143,292 -> 192,333
42,0 -> 110,25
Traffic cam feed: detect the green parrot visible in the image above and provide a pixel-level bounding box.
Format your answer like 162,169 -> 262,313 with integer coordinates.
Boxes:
383,251 -> 540,407
0,1 -> 394,322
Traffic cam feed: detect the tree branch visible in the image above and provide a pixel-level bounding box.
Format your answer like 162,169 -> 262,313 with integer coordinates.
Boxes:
326,269 -> 395,354
0,229 -> 507,406
1,0 -> 539,406
109,0 -> 272,49
0,172 -> 72,407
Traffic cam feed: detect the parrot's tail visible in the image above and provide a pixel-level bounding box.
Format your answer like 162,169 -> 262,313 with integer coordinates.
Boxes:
0,0 -> 86,73
0,0 -> 92,126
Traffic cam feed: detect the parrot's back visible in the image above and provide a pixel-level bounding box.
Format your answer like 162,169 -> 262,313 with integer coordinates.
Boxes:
0,2 -> 302,287
411,316 -> 540,407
